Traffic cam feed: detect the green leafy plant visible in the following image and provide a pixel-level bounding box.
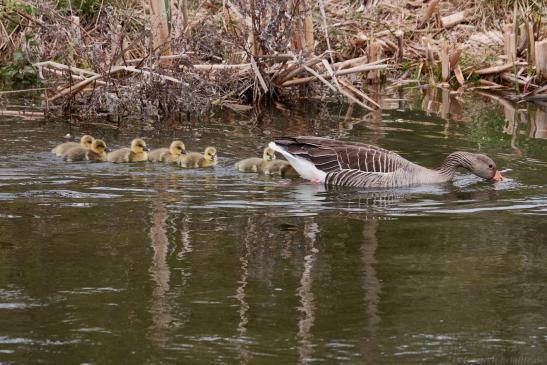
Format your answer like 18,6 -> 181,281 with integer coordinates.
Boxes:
0,49 -> 39,86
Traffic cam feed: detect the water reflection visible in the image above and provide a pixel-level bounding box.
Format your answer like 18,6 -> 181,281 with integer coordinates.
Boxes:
297,222 -> 319,364
148,179 -> 174,346
361,220 -> 381,360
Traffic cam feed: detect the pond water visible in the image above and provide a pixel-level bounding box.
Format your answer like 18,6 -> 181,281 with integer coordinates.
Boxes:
0,90 -> 546,364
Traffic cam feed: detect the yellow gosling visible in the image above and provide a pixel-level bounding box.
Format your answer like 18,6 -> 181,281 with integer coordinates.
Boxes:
52,135 -> 94,157
148,140 -> 187,163
235,147 -> 276,173
263,159 -> 300,177
179,146 -> 218,168
64,139 -> 109,162
107,138 -> 149,163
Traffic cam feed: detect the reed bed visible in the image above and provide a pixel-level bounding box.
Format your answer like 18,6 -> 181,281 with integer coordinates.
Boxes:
0,0 -> 546,121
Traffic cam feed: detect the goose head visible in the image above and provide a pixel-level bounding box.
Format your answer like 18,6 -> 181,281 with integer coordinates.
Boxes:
262,147 -> 276,161
468,154 -> 503,181
130,138 -> 149,154
80,135 -> 95,148
170,140 -> 187,156
204,146 -> 217,162
92,139 -> 110,155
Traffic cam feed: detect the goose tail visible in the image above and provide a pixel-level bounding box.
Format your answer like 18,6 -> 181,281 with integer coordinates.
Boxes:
268,140 -> 326,183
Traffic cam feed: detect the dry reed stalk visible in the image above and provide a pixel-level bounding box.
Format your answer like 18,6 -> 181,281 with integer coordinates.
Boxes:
367,41 -> 382,82
528,21 -> 536,66
535,40 -> 547,81
148,0 -> 171,57
250,56 -> 268,93
449,48 -> 462,69
418,0 -> 439,29
440,40 -> 450,84
395,30 -> 404,63
503,24 -> 516,63
454,65 -> 465,86
0,109 -> 45,119
302,0 -> 314,56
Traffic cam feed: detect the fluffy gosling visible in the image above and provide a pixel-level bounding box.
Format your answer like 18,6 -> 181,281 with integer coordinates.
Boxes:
64,139 -> 109,162
52,135 -> 94,157
107,138 -> 149,163
148,140 -> 187,163
179,146 -> 217,168
262,160 -> 299,177
235,147 -> 276,173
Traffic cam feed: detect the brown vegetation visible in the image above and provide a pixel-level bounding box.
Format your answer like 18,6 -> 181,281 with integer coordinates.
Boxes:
0,0 -> 546,121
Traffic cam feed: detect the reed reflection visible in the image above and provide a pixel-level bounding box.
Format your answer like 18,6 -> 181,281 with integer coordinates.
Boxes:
361,220 -> 381,360
147,179 -> 174,346
297,221 -> 319,364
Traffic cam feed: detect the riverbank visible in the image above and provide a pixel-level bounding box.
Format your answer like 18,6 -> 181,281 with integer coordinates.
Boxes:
1,0 -> 546,121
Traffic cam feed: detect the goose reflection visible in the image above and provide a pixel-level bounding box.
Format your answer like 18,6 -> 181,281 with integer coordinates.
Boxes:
297,221 -> 319,364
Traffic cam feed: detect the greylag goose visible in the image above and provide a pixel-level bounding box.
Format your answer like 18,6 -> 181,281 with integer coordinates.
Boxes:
64,139 -> 110,162
269,136 -> 503,188
148,140 -> 187,163
107,138 -> 150,163
178,146 -> 218,168
52,135 -> 94,156
235,147 -> 276,173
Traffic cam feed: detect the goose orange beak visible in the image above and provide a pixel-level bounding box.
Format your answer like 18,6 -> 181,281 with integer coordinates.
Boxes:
492,170 -> 503,182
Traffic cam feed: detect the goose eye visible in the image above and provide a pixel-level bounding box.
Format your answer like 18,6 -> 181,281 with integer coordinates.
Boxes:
488,164 -> 493,169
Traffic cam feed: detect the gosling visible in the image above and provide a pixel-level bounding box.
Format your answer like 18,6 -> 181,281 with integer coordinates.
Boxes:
64,139 -> 109,162
52,135 -> 94,157
262,160 -> 299,177
107,138 -> 150,163
148,140 -> 187,163
179,146 -> 217,168
235,147 -> 276,173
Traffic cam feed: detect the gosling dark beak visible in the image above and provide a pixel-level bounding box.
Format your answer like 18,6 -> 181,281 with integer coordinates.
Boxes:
182,149 -> 187,155
144,147 -> 150,152
105,147 -> 111,153
492,170 -> 503,182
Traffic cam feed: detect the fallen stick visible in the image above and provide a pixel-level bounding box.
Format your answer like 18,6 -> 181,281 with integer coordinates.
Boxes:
474,62 -> 527,75
0,109 -> 45,119
33,61 -> 100,77
338,78 -> 381,109
320,61 -> 373,111
281,63 -> 388,87
191,63 -> 252,71
250,57 -> 268,93
0,88 -> 48,95
440,10 -> 471,28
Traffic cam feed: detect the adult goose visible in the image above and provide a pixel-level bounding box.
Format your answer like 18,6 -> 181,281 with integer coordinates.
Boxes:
269,136 -> 503,188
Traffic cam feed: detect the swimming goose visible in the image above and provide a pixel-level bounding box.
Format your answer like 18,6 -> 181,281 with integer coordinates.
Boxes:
107,138 -> 150,163
179,146 -> 217,168
148,140 -> 187,163
64,139 -> 109,162
52,135 -> 94,156
235,147 -> 276,173
269,136 -> 504,188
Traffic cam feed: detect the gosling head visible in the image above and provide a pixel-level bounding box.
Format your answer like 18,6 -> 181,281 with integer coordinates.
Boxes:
80,135 -> 95,148
91,139 -> 109,154
130,138 -> 149,153
204,146 -> 217,162
169,140 -> 187,156
262,147 -> 276,161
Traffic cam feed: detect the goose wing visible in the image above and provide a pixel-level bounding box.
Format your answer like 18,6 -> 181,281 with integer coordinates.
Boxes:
273,136 -> 408,174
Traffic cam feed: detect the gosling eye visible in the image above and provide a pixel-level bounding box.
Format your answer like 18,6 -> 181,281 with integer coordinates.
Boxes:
177,146 -> 182,150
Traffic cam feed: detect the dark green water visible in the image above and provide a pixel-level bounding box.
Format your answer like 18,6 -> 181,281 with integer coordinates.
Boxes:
1,92 -> 546,364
